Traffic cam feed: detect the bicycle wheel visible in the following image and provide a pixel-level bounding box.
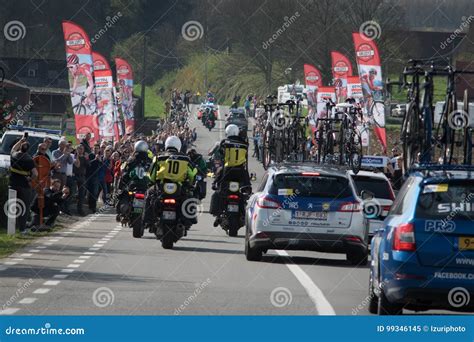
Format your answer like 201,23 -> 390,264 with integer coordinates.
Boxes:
338,119 -> 347,165
463,89 -> 472,165
349,131 -> 363,174
402,101 -> 422,172
73,103 -> 87,115
316,126 -> 324,164
262,125 -> 273,170
296,124 -> 307,161
369,101 -> 385,128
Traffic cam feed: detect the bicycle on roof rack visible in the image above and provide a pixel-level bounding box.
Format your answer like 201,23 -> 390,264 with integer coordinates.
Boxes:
261,95 -> 308,170
395,59 -> 474,173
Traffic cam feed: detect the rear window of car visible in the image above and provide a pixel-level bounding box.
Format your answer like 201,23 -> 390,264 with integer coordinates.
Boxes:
269,173 -> 353,198
416,182 -> 474,220
352,175 -> 393,200
0,134 -> 59,155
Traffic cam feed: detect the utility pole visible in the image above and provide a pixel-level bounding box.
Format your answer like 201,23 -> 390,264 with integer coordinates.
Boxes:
204,9 -> 208,91
140,33 -> 147,122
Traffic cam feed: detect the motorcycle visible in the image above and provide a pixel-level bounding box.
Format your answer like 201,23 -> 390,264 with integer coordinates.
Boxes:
118,188 -> 147,238
154,182 -> 197,249
216,181 -> 251,237
205,117 -> 216,131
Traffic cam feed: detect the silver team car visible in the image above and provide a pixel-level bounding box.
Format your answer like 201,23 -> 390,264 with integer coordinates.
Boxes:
245,164 -> 369,264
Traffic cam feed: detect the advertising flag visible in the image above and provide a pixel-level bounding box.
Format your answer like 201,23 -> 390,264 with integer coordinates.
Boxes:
304,64 -> 323,123
62,20 -> 99,143
316,86 -> 336,120
92,51 -> 115,140
331,51 -> 353,103
112,82 -> 123,142
347,76 -> 369,147
115,58 -> 135,134
352,32 -> 386,152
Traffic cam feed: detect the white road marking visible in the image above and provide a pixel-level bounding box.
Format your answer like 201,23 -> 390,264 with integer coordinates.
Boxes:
63,231 -> 73,234
4,261 -> 17,266
79,256 -> 91,259
67,264 -> 80,268
48,239 -> 59,242
84,252 -> 96,255
0,308 -> 20,315
61,269 -> 75,273
36,246 -> 47,249
93,244 -> 104,248
275,250 -> 336,315
28,249 -> 40,253
18,298 -> 37,304
43,280 -> 61,286
73,259 -> 86,264
10,258 -> 23,262
33,288 -> 51,294
89,247 -> 100,251
53,274 -> 69,279
20,253 -> 32,257
43,242 -> 53,246
98,240 -> 108,244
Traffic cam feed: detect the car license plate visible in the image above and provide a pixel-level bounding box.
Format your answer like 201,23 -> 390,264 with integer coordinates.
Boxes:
162,211 -> 176,220
227,204 -> 239,212
459,237 -> 474,250
294,211 -> 327,220
133,199 -> 144,208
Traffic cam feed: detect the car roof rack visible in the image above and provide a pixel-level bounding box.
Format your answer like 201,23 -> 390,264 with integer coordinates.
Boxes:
409,163 -> 474,176
7,125 -> 61,136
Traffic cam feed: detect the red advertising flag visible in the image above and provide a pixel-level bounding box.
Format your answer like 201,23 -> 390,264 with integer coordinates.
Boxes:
303,64 -> 323,88
62,20 -> 99,143
331,51 -> 353,103
352,32 -> 386,152
92,51 -> 115,141
316,86 -> 336,119
115,58 -> 135,134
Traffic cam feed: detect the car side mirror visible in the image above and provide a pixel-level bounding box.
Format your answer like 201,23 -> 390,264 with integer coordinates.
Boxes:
361,190 -> 375,201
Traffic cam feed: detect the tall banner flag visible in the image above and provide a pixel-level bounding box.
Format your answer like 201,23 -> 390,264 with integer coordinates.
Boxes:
115,58 -> 135,134
92,51 -> 115,141
112,82 -> 123,142
331,51 -> 353,103
303,64 -> 323,124
316,86 -> 336,119
62,20 -> 99,143
352,32 -> 386,152
347,76 -> 369,147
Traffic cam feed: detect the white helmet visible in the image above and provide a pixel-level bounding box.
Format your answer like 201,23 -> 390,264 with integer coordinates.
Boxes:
134,140 -> 149,153
225,124 -> 239,137
165,136 -> 182,151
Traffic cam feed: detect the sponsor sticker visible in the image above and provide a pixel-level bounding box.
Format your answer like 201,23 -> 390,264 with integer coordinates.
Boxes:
278,189 -> 294,196
423,184 -> 448,193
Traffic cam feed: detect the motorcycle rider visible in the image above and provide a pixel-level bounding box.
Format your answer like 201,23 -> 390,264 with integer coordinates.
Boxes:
210,124 -> 251,227
143,136 -> 198,234
188,148 -> 208,200
116,140 -> 152,222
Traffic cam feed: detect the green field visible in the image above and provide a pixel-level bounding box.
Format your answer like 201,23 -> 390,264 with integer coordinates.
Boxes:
134,85 -> 166,118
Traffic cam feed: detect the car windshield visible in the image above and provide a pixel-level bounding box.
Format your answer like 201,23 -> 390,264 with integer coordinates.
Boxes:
352,175 -> 393,200
416,182 -> 474,220
270,173 -> 353,198
0,134 -> 59,155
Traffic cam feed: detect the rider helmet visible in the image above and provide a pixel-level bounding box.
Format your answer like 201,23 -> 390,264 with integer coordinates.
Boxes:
225,124 -> 239,137
134,140 -> 149,153
165,136 -> 182,152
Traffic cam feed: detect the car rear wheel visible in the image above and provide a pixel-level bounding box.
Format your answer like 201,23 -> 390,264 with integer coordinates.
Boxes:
245,236 -> 262,261
368,273 -> 378,314
346,250 -> 368,266
378,289 -> 403,315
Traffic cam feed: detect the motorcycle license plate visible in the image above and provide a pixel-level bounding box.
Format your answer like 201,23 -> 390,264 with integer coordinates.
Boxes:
163,211 -> 176,220
133,199 -> 145,208
133,207 -> 143,213
227,204 -> 239,212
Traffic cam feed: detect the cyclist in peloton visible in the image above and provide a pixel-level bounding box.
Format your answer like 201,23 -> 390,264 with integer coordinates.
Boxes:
67,54 -> 95,111
210,124 -> 251,227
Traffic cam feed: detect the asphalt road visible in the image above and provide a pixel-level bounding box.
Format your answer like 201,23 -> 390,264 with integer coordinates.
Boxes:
0,105 -> 445,316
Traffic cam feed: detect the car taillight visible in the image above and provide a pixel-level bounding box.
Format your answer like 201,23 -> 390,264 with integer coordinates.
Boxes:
382,205 -> 391,213
134,193 -> 145,199
256,196 -> 281,209
228,194 -> 239,200
163,198 -> 176,205
338,202 -> 361,212
393,223 -> 416,251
